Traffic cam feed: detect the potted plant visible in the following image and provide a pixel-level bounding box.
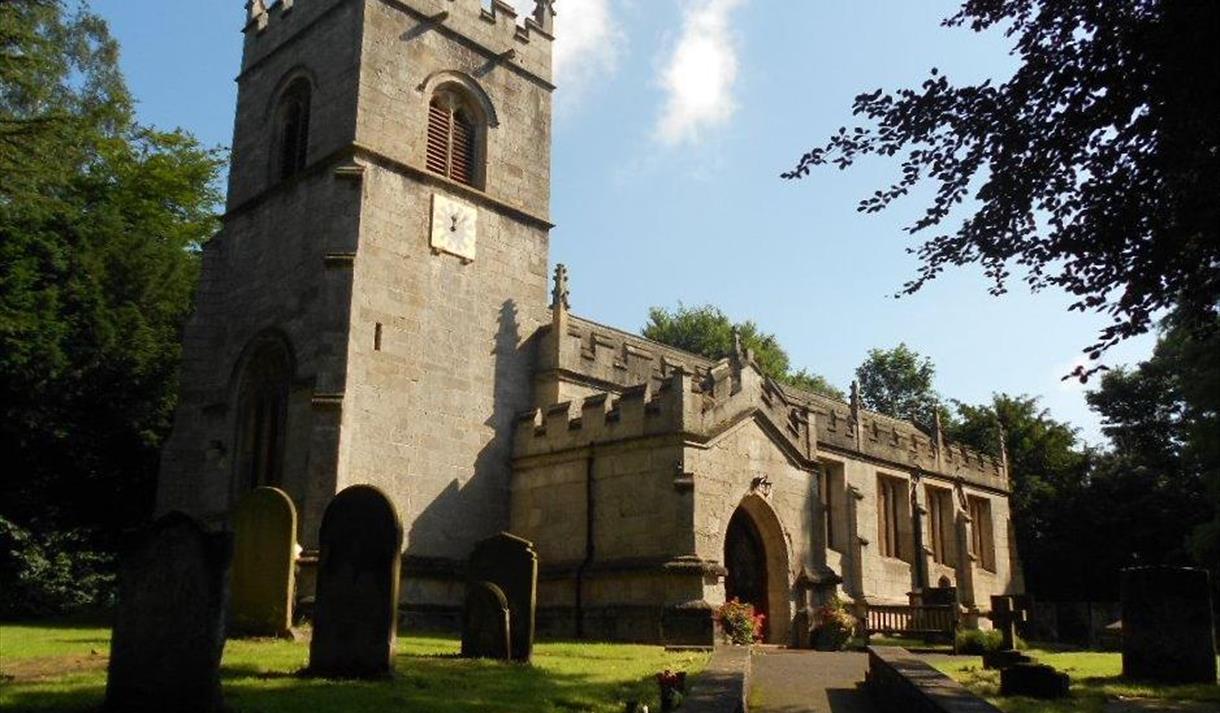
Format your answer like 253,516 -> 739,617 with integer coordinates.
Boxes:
811,597 -> 858,651
715,598 -> 766,645
655,669 -> 688,712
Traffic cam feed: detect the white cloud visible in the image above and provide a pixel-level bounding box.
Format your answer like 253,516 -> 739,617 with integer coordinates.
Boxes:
510,0 -> 622,101
655,0 -> 745,146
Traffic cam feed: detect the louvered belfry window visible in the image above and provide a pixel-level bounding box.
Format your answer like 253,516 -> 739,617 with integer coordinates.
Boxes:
426,91 -> 479,187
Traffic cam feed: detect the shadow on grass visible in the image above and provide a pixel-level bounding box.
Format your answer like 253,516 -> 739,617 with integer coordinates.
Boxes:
1,645 -> 686,713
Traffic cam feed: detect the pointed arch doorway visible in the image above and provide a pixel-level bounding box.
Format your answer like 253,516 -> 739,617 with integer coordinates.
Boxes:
723,495 -> 791,644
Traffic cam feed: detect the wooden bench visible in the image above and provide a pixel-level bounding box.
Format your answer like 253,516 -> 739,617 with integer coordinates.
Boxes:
862,604 -> 959,644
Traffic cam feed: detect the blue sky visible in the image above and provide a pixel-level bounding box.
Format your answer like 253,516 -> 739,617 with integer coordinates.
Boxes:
94,0 -> 1157,444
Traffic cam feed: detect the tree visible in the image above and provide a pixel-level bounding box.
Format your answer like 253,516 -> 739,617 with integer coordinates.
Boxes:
1087,314 -> 1218,597
0,0 -> 224,615
642,304 -> 845,400
854,344 -> 946,424
785,1 -> 1220,376
951,394 -> 1094,599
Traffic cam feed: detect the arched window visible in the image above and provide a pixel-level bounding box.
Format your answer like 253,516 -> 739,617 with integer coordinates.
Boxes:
426,88 -> 481,187
275,78 -> 311,181
235,339 -> 292,491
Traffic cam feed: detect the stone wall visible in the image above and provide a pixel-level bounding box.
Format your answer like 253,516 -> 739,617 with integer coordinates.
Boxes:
157,163 -> 362,544
511,378 -> 703,641
688,418 -> 816,645
338,0 -> 552,573
231,0 -> 365,209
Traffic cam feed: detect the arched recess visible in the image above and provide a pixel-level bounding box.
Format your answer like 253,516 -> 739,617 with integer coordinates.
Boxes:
263,67 -> 319,182
231,331 -> 296,497
724,494 -> 792,644
418,70 -> 500,128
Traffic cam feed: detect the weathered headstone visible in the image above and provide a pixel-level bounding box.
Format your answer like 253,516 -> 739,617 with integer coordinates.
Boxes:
465,532 -> 538,662
1000,663 -> 1070,699
1122,566 -> 1217,684
461,581 -> 512,660
105,512 -> 232,713
308,485 -> 403,678
231,486 -> 297,638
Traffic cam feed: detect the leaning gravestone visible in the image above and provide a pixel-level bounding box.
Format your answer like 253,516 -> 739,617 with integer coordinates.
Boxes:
464,532 -> 538,662
105,512 -> 232,713
1122,566 -> 1217,684
231,486 -> 297,638
308,485 -> 403,678
461,581 -> 513,660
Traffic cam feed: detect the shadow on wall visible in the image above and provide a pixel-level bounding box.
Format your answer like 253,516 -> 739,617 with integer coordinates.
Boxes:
405,299 -> 534,562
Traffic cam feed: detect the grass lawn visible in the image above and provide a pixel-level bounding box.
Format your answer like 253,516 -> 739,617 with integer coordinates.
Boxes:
933,649 -> 1220,713
0,621 -> 709,713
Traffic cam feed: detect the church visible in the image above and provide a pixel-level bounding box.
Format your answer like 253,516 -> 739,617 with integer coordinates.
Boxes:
157,0 -> 1023,645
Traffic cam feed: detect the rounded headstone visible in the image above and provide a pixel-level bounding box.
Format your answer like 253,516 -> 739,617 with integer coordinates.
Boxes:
231,487 -> 297,637
467,532 -> 538,662
105,512 -> 231,713
308,485 -> 403,678
461,581 -> 512,660
1122,566 -> 1217,684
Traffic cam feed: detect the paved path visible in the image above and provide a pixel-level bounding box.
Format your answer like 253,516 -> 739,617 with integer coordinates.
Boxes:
749,649 -> 879,713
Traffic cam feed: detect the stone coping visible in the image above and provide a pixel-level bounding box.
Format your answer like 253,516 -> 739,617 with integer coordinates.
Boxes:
683,645 -> 751,713
866,646 -> 1002,713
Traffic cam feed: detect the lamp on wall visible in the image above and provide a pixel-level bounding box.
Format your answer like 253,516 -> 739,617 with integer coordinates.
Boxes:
751,475 -> 774,498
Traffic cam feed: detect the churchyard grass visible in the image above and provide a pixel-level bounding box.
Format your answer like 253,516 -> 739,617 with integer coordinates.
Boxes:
933,650 -> 1220,713
0,621 -> 709,712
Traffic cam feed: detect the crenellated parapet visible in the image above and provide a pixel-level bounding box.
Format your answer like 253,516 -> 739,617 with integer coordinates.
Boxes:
535,313 -> 717,403
784,386 -> 1009,492
244,0 -> 555,83
516,372 -> 697,457
517,348 -> 818,466
531,266 -> 1006,490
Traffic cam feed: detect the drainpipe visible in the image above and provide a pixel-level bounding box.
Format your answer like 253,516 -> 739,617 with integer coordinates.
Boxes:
911,475 -> 929,595
575,447 -> 596,638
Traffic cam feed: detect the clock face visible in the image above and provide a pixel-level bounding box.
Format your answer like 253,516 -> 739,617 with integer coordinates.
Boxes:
430,194 -> 478,262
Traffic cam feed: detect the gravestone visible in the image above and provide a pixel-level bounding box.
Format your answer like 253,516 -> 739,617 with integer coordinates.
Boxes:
105,512 -> 232,713
465,532 -> 538,662
461,581 -> 512,660
308,485 -> 403,678
1000,663 -> 1070,699
989,594 -> 1031,651
983,595 -> 1034,669
1122,566 -> 1217,684
231,486 -> 297,637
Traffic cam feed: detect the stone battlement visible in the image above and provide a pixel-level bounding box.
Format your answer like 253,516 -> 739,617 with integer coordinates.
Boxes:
535,266 -> 1009,491
518,354 -> 818,465
244,0 -> 554,82
516,372 -> 696,456
786,387 -> 1008,492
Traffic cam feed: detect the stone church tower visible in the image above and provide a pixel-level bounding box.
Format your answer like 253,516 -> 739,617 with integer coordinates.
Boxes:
158,0 -> 556,611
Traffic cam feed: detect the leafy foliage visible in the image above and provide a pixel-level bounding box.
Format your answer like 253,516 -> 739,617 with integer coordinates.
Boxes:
854,343 -> 948,425
642,304 -> 845,400
950,317 -> 1217,603
0,517 -> 114,617
1088,315 -> 1219,601
715,599 -> 765,645
811,597 -> 857,651
954,628 -> 1005,655
0,0 -> 224,616
785,0 -> 1220,375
